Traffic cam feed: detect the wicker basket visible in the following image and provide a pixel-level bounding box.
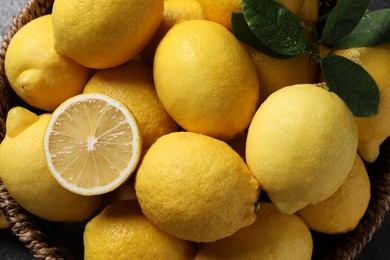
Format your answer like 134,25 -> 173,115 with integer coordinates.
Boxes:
0,0 -> 389,259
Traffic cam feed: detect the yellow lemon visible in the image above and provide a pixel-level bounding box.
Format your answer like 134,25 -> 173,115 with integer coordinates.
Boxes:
331,44 -> 390,163
52,0 -> 163,69
83,60 -> 178,151
84,200 -> 197,260
141,0 -> 206,63
154,20 -> 259,140
198,0 -> 305,31
4,15 -> 91,111
245,45 -> 319,103
0,107 -> 101,221
297,0 -> 319,25
277,0 -> 306,14
197,0 -> 242,30
135,132 -> 260,242
195,203 -> 313,260
99,178 -> 137,212
246,84 -> 358,214
298,154 -> 370,234
43,94 -> 142,196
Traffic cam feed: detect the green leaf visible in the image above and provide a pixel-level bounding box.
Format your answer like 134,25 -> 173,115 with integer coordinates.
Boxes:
320,0 -> 370,45
333,9 -> 390,49
240,0 -> 307,56
320,55 -> 379,117
231,12 -> 290,58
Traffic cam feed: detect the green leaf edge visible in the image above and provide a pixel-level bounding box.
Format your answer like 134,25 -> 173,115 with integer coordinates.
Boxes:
320,0 -> 370,45
320,55 -> 380,117
333,8 -> 390,49
240,0 -> 307,56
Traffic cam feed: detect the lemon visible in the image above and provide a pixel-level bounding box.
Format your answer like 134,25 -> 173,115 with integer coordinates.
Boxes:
135,132 -> 260,242
298,154 -> 370,234
52,0 -> 163,69
245,45 -> 319,103
83,60 -> 178,151
297,0 -> 319,25
99,178 -> 137,211
0,107 -> 101,221
246,84 -> 358,214
4,15 -> 91,111
276,0 -> 306,14
195,203 -> 313,260
197,0 -> 242,30
331,44 -> 390,163
154,20 -> 259,140
198,0 -> 305,31
141,0 -> 205,63
84,200 -> 197,260
43,94 -> 142,196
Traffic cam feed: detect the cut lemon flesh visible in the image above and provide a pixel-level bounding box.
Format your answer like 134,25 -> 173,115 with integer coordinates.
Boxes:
44,93 -> 142,196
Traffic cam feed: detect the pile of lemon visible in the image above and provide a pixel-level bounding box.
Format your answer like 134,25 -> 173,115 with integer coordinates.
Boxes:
0,0 -> 389,259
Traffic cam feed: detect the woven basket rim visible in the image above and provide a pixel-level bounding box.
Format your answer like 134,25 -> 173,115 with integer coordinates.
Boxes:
0,0 -> 389,259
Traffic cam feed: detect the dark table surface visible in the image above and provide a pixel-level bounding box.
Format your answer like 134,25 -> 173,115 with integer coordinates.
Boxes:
0,0 -> 390,259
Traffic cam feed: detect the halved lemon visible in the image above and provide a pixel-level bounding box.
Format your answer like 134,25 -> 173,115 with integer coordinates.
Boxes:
43,93 -> 142,196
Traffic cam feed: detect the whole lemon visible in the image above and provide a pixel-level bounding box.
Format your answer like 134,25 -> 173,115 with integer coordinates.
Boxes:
246,84 -> 358,214
84,200 -> 197,260
99,178 -> 137,212
83,60 -> 178,151
297,0 -> 319,24
141,0 -> 206,63
245,45 -> 319,103
0,107 -> 101,221
331,44 -> 390,163
197,0 -> 242,30
135,132 -> 260,242
198,0 -> 306,31
195,203 -> 313,260
154,20 -> 259,140
298,154 -> 370,234
52,0 -> 163,69
4,15 -> 92,111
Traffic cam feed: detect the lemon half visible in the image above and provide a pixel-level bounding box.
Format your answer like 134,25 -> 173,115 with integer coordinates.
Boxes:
43,93 -> 142,196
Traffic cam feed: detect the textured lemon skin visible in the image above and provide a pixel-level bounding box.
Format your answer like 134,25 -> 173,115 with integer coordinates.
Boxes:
298,0 -> 319,24
83,60 -> 178,151
298,154 -> 370,234
135,132 -> 260,242
246,84 -> 358,214
246,45 -> 319,103
52,0 -> 163,69
0,107 -> 101,221
84,200 -> 197,260
154,20 -> 259,141
195,203 -> 313,260
141,0 -> 205,63
332,44 -> 390,163
4,15 -> 91,111
198,0 -> 305,31
197,0 -> 242,30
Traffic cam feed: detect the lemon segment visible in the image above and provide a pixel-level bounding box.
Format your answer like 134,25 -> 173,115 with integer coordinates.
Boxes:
43,93 -> 142,196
